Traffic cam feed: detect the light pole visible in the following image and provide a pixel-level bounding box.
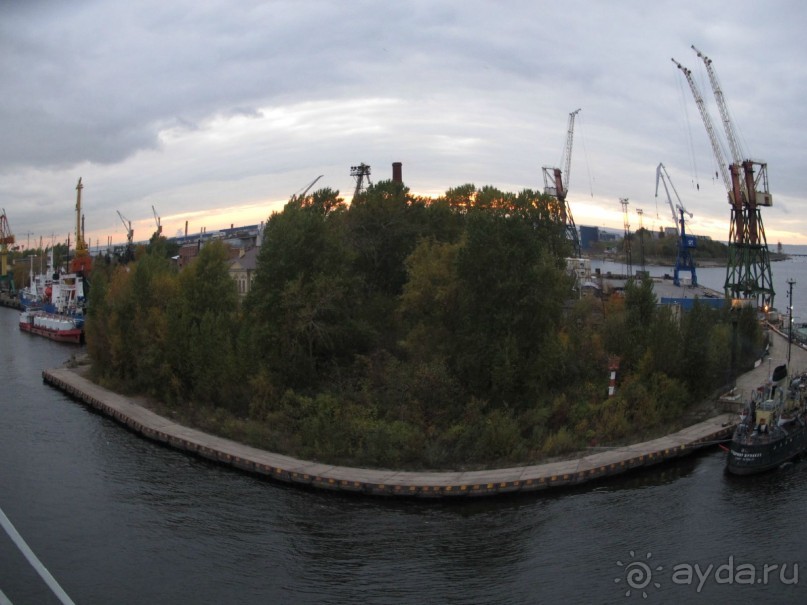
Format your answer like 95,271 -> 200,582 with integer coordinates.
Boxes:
787,278 -> 796,369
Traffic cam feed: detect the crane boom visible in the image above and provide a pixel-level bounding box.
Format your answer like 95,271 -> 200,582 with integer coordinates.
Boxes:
69,178 -> 93,274
0,208 -> 15,284
654,164 -> 697,287
542,109 -> 582,257
0,209 -> 14,247
672,58 -> 732,198
561,108 -> 581,192
74,178 -> 88,256
691,45 -> 744,167
152,205 -> 162,236
117,210 -> 133,245
674,49 -> 774,308
298,175 -> 324,199
655,163 -> 692,224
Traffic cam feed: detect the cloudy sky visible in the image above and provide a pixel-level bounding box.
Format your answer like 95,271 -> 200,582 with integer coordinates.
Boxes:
2,0 -> 806,251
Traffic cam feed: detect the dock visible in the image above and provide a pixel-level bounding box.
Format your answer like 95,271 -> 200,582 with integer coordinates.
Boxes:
0,293 -> 21,310
43,366 -> 735,499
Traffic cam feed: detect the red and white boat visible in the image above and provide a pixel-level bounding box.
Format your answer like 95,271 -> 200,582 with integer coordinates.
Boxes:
19,309 -> 84,344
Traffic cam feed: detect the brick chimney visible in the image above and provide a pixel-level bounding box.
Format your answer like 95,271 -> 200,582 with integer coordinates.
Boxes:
392,162 -> 402,183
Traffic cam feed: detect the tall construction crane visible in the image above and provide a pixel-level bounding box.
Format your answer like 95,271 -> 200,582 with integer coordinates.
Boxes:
673,49 -> 774,309
297,175 -> 323,199
70,177 -> 93,274
117,210 -> 134,247
152,205 -> 162,236
691,46 -> 744,175
689,45 -> 773,308
0,209 -> 15,292
655,163 -> 697,286
542,108 -> 582,257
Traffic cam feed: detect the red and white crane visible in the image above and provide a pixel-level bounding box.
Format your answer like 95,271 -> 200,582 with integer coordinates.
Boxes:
673,48 -> 774,308
542,108 -> 582,257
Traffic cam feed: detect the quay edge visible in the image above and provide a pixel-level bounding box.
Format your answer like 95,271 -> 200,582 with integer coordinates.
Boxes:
42,366 -> 735,499
0,294 -> 21,310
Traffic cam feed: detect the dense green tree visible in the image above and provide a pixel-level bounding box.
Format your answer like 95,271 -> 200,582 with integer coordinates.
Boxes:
347,180 -> 426,298
166,239 -> 241,408
453,207 -> 570,403
245,190 -> 360,391
680,300 -> 720,395
398,238 -> 461,362
83,181 -> 763,470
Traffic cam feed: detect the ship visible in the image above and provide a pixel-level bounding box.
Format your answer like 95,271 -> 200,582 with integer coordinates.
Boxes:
19,309 -> 84,344
725,365 -> 807,475
18,250 -> 54,310
20,178 -> 92,314
19,249 -> 88,316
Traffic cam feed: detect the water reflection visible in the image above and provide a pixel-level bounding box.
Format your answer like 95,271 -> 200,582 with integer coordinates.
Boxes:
3,306 -> 807,604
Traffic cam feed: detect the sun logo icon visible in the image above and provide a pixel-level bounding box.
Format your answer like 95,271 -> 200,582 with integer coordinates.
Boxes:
615,551 -> 663,598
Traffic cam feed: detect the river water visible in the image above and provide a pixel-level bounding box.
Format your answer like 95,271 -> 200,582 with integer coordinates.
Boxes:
591,247 -> 807,324
2,280 -> 807,603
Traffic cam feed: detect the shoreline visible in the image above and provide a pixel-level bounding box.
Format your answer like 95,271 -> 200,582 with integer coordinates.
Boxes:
42,364 -> 737,499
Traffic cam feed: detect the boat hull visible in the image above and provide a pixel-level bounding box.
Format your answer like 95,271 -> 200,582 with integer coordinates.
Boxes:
19,311 -> 84,345
726,420 -> 807,475
19,321 -> 83,344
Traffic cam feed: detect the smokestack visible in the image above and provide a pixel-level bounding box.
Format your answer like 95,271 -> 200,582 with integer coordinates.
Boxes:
185,220 -> 188,237
392,161 -> 402,183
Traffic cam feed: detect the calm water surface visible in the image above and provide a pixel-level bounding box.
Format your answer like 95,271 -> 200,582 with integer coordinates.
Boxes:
591,252 -> 807,323
1,286 -> 807,603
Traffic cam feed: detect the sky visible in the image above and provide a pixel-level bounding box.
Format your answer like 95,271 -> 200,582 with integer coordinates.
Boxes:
2,0 -> 806,252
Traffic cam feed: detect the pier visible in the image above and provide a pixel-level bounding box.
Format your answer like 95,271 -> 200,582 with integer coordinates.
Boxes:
43,366 -> 736,499
0,293 -> 20,310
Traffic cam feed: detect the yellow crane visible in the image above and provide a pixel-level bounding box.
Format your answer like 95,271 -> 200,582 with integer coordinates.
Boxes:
0,208 -> 15,291
70,178 -> 93,274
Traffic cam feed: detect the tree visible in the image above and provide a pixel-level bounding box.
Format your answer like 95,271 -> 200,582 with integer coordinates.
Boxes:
452,207 -> 570,403
245,191 -> 360,391
347,179 -> 426,299
398,237 -> 461,362
680,300 -> 720,395
166,240 -> 241,408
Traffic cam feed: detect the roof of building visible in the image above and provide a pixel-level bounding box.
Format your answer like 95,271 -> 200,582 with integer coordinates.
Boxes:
229,246 -> 259,272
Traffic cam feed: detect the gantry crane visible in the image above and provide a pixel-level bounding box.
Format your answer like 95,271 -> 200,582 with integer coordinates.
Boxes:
542,108 -> 582,257
673,48 -> 774,309
655,163 -> 697,286
0,208 -> 15,292
350,164 -> 372,199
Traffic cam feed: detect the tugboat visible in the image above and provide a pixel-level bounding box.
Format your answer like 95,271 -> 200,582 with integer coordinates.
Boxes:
726,365 -> 807,475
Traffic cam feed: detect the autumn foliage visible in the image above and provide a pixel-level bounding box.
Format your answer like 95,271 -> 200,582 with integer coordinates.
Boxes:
85,182 -> 764,469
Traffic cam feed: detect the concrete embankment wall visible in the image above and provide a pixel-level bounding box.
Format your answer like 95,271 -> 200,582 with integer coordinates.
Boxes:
43,367 -> 735,499
0,294 -> 21,310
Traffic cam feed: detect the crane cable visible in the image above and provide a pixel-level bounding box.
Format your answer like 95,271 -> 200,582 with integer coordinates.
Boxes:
676,72 -> 701,192
575,112 -> 595,197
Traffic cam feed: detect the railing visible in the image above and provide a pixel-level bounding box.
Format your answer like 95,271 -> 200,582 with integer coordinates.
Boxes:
0,505 -> 75,605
